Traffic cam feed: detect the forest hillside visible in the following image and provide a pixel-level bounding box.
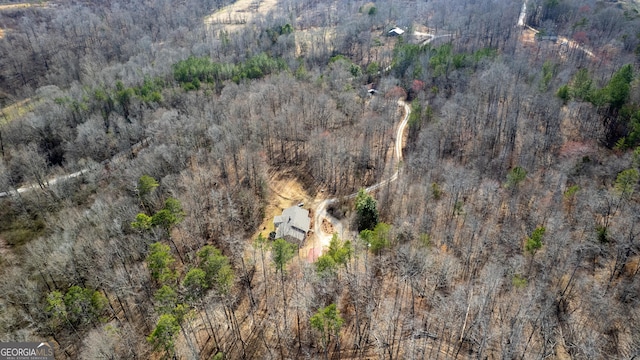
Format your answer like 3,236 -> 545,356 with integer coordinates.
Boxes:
1,0 -> 640,359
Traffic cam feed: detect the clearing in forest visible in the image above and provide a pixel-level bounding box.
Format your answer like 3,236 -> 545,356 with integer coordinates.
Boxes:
254,170 -> 337,263
204,0 -> 279,33
0,2 -> 47,11
253,170 -> 311,242
0,3 -> 32,11
294,27 -> 336,58
518,27 -> 595,61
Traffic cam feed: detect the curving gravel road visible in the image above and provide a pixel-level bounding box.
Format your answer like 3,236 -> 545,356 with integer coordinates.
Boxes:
308,29 -> 453,258
311,100 -> 410,253
307,2 -> 598,256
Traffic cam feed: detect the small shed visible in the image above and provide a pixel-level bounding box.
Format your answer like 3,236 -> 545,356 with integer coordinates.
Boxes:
366,83 -> 379,95
388,27 -> 405,36
536,34 -> 558,43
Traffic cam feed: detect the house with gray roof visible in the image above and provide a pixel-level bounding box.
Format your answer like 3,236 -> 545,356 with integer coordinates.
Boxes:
274,206 -> 310,244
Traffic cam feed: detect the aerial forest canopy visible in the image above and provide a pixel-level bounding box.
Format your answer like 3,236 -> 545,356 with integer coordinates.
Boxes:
1,0 -> 640,358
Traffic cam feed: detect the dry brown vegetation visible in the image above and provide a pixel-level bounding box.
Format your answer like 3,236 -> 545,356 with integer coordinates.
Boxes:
0,98 -> 33,124
1,0 -> 640,358
0,3 -> 39,11
205,0 -> 280,32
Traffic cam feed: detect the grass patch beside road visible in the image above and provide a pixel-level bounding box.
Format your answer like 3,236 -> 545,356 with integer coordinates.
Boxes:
1,99 -> 34,125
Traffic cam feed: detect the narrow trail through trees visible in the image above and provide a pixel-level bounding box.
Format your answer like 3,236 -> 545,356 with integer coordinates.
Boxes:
0,138 -> 150,198
0,169 -> 86,198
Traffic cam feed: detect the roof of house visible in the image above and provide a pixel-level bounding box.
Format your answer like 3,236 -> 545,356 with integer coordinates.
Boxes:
274,206 -> 310,242
388,27 -> 405,35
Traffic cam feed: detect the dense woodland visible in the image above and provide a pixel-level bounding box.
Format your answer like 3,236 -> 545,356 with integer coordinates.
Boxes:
1,0 -> 640,358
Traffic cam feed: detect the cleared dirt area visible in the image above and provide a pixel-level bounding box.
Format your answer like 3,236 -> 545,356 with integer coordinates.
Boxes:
520,28 -> 537,44
251,170 -> 330,262
252,169 -> 311,241
204,0 -> 279,33
518,27 -> 595,62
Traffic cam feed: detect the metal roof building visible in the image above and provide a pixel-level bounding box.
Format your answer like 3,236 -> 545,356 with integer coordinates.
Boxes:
274,206 -> 310,244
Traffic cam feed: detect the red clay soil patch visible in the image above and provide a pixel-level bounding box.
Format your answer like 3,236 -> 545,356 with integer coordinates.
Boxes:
307,246 -> 322,262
